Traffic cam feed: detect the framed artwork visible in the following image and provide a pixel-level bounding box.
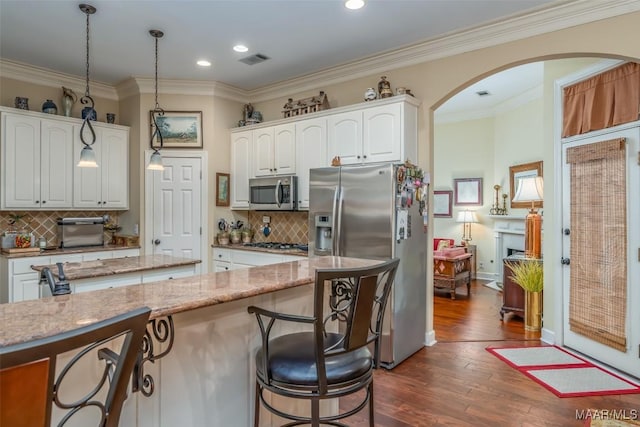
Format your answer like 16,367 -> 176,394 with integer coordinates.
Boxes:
433,190 -> 453,218
454,178 -> 483,206
509,161 -> 543,208
150,110 -> 202,148
216,173 -> 230,207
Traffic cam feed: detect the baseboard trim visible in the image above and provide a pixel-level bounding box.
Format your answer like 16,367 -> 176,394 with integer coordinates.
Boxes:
425,330 -> 437,346
540,327 -> 555,345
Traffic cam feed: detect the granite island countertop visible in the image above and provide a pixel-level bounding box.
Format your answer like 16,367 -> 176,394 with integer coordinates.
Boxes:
211,243 -> 308,257
0,256 -> 380,346
1,244 -> 141,259
31,254 -> 201,280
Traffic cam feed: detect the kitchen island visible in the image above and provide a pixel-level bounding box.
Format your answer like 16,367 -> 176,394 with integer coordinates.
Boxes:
1,256 -> 382,427
30,254 -> 200,296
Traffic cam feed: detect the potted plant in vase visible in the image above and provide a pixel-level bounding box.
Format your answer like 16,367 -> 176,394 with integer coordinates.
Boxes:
216,231 -> 230,246
505,259 -> 543,331
229,228 -> 242,244
240,227 -> 254,244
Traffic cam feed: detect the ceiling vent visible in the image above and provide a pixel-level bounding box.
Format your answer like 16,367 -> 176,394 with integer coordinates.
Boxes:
239,53 -> 270,65
476,90 -> 490,96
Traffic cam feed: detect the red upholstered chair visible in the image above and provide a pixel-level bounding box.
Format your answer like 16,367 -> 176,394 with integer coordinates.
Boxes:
433,238 -> 455,251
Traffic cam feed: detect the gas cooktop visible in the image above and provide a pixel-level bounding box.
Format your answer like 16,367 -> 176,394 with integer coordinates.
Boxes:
242,242 -> 308,251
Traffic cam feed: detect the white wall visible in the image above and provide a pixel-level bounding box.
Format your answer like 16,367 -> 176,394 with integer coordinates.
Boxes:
433,116 -> 495,275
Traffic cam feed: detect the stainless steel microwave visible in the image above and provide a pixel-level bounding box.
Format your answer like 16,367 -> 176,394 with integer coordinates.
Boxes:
249,176 -> 298,211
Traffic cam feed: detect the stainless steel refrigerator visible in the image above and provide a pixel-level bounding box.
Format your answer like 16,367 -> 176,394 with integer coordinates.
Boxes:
309,163 -> 427,368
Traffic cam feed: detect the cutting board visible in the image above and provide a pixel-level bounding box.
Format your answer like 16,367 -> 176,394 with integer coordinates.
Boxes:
2,247 -> 41,254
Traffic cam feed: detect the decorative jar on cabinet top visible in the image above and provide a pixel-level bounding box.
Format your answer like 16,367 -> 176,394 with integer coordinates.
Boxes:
364,88 -> 377,101
42,99 -> 58,114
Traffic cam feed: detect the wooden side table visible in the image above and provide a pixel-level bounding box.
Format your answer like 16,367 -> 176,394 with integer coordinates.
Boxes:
501,254 -> 543,320
466,244 -> 477,279
501,259 -> 525,319
433,252 -> 472,300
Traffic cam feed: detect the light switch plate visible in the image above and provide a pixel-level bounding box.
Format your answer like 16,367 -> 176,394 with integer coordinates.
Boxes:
262,215 -> 271,223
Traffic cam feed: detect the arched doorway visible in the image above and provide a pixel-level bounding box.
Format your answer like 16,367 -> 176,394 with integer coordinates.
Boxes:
428,56 -> 640,378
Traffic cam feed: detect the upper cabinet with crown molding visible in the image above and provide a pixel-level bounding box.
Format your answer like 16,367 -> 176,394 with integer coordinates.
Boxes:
0,107 -> 129,211
230,95 -> 419,211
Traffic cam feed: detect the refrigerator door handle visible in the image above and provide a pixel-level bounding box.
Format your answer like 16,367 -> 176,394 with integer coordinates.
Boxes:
331,186 -> 339,255
275,180 -> 282,208
335,186 -> 344,256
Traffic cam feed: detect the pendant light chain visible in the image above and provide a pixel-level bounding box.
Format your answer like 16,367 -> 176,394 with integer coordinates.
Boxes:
154,34 -> 160,110
85,9 -> 91,98
78,4 -> 97,168
148,29 -> 165,171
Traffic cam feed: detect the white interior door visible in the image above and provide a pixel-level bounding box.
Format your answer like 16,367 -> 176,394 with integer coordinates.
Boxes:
151,156 -> 203,264
561,124 -> 640,378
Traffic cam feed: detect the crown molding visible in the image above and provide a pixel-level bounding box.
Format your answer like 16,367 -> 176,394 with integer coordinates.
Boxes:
2,0 -> 638,104
0,59 -> 119,100
123,77 -> 249,103
435,84 -> 542,124
248,0 -> 640,102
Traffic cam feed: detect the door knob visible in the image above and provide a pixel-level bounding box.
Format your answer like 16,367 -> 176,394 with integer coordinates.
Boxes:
154,239 -> 161,245
563,228 -> 570,235
561,257 -> 570,265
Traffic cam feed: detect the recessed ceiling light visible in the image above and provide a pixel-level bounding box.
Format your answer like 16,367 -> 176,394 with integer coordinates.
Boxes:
233,44 -> 249,53
197,60 -> 211,67
345,0 -> 365,10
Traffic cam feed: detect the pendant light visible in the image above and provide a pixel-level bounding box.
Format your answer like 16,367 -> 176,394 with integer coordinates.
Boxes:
147,29 -> 165,171
77,3 -> 98,168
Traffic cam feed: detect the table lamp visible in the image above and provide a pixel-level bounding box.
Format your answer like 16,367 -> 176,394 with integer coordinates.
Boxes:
456,210 -> 478,246
512,176 -> 543,259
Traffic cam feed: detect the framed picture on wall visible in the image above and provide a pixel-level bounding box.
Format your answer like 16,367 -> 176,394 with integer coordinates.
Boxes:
150,110 -> 203,148
433,190 -> 453,217
216,173 -> 230,207
509,161 -> 543,208
454,178 -> 483,206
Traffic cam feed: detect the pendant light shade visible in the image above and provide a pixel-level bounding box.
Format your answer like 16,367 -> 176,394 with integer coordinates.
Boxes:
148,150 -> 164,171
147,29 -> 165,171
77,3 -> 98,168
77,145 -> 99,168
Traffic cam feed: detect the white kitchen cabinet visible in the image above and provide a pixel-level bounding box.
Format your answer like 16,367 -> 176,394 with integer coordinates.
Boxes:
327,100 -> 416,166
1,113 -> 74,209
73,125 -> 129,209
212,247 -> 305,271
296,117 -> 327,210
0,249 -> 139,303
229,95 -> 419,211
0,107 -> 130,211
327,110 -> 362,165
253,123 -> 296,177
230,130 -> 252,209
11,272 -> 41,301
74,273 -> 141,293
363,102 -> 403,164
141,264 -> 196,283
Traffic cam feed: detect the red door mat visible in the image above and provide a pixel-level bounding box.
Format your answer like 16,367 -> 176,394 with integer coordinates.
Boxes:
486,345 -> 640,398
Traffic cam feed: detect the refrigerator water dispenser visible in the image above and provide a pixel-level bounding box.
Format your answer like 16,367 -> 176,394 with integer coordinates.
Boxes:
314,214 -> 332,253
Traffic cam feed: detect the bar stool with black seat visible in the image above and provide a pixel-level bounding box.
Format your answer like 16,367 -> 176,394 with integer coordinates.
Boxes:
248,258 -> 400,427
0,306 -> 151,427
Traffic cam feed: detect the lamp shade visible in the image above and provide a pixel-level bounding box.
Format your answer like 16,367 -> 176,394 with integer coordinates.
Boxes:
147,151 -> 164,171
512,176 -> 543,203
456,210 -> 478,224
77,145 -> 98,168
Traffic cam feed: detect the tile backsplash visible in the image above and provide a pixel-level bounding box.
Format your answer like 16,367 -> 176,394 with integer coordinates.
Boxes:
0,211 -> 120,247
247,211 -> 308,243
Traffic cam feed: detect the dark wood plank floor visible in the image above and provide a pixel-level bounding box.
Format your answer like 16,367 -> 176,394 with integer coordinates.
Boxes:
340,279 -> 639,426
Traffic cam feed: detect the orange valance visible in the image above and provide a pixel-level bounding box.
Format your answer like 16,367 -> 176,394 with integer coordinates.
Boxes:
562,62 -> 640,138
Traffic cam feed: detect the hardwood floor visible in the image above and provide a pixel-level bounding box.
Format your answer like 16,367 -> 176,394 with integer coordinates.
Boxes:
339,279 -> 639,426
